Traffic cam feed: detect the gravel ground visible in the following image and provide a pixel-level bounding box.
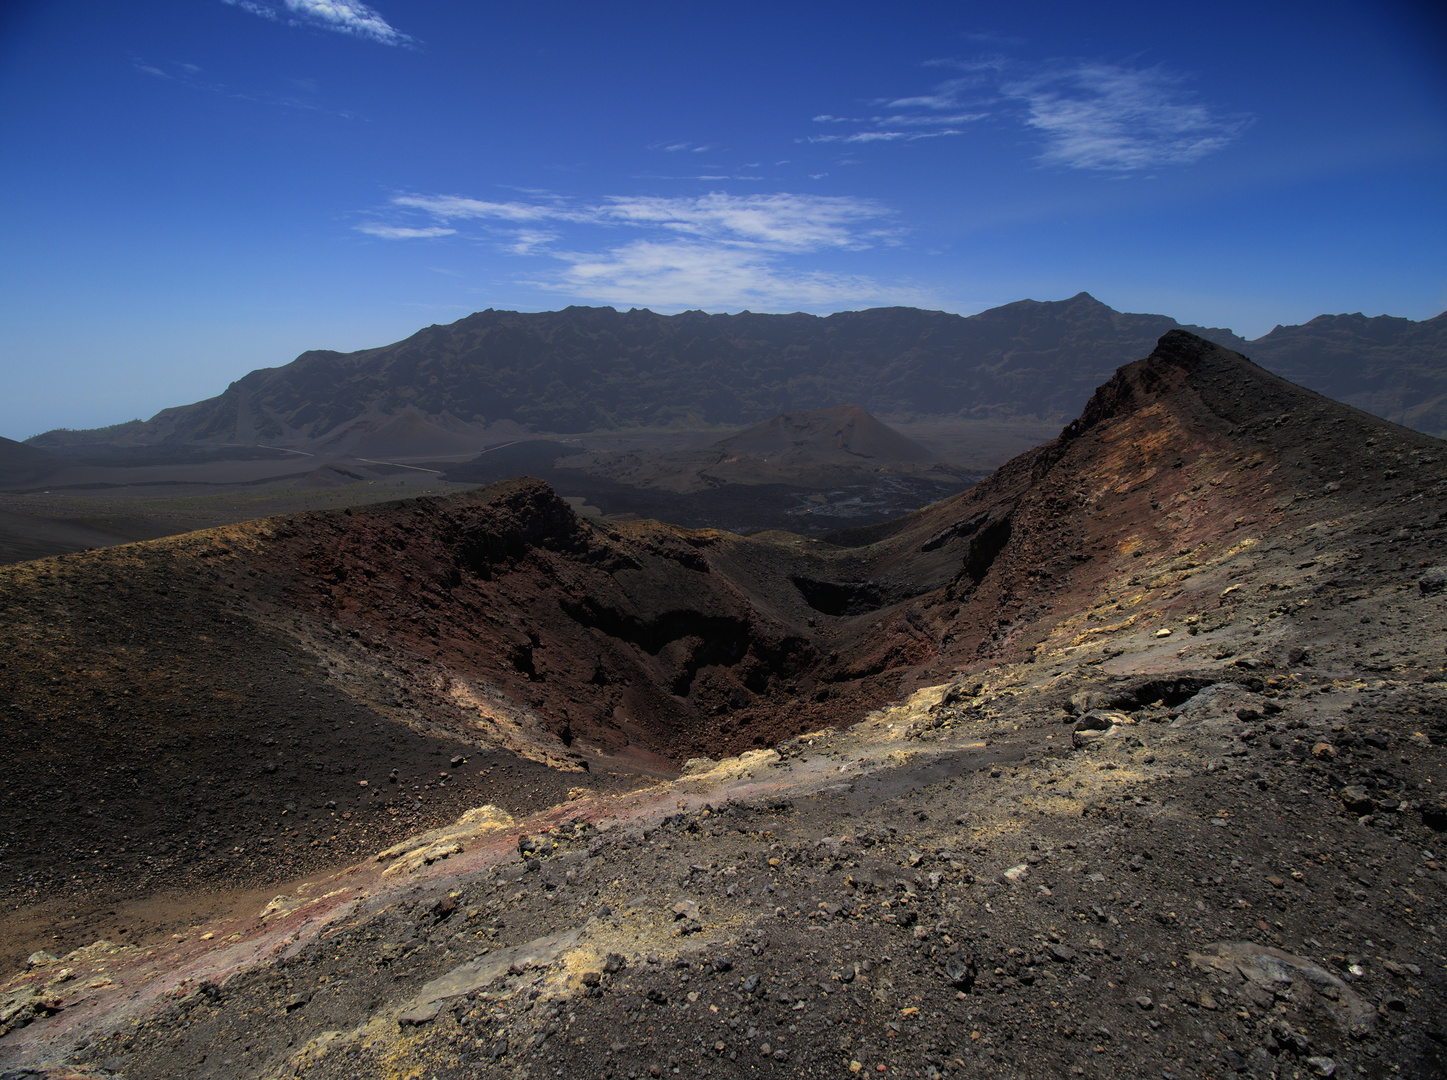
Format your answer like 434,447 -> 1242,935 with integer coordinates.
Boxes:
2,332 -> 1445,1079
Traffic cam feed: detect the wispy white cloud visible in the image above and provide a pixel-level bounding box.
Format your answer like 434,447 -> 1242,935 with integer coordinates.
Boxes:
220,0 -> 412,46
812,112 -> 982,129
804,80 -> 986,148
1005,64 -> 1252,171
355,224 -> 455,239
504,230 -> 559,255
809,56 -> 1248,172
880,93 -> 958,110
383,191 -> 895,252
881,76 -> 989,111
879,113 -> 985,127
534,239 -> 906,311
920,56 -> 1009,75
391,194 -> 570,223
131,54 -> 360,117
597,193 -> 891,251
651,141 -> 714,154
222,0 -> 279,21
359,190 -> 910,311
806,130 -> 966,144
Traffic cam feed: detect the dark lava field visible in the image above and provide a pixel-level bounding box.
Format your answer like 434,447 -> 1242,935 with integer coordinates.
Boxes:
2,332 -> 1445,1080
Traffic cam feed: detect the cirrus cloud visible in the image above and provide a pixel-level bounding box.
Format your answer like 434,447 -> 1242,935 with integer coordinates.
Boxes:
805,129 -> 970,145
597,192 -> 892,251
376,191 -> 897,252
220,0 -> 413,46
1006,63 -> 1252,171
354,224 -> 455,239
809,56 -> 1250,172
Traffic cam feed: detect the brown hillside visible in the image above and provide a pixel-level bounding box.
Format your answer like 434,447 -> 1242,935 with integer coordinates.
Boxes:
2,330 -> 1444,1014
558,404 -> 968,502
0,479 -> 916,932
827,329 -> 1446,685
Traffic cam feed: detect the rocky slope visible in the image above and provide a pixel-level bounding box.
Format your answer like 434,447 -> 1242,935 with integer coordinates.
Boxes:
2,332 -> 1445,1079
0,480 -> 939,956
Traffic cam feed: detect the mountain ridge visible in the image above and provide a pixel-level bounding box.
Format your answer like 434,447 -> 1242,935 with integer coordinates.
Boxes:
25,294 -> 1446,455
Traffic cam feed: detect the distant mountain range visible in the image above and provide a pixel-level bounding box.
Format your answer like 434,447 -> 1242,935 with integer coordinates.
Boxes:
27,293 -> 1447,451
1239,311 -> 1447,435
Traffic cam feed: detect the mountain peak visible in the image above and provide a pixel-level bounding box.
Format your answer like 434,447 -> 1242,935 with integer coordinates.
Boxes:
717,405 -> 935,463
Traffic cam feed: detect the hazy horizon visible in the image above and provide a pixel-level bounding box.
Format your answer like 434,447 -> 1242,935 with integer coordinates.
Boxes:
1,0 -> 1444,439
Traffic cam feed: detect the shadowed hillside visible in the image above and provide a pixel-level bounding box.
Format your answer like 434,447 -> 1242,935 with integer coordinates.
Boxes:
0,436 -> 65,487
717,404 -> 937,463
530,405 -> 980,526
1249,310 -> 1447,436
26,295 -> 1250,445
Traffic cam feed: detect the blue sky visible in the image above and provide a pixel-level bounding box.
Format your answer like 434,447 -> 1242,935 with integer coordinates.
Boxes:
1,0 -> 1444,439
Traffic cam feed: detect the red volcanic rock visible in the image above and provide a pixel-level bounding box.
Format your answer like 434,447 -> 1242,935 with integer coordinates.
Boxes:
823,329 -> 1447,683
4,329 -> 1444,974
250,478 -> 837,762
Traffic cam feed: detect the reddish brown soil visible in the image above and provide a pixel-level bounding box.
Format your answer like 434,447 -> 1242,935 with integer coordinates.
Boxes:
837,330 -> 1447,685
2,332 -> 1446,1079
0,486 -> 909,970
0,538 -> 655,967
4,333 -> 1443,975
244,479 -> 867,761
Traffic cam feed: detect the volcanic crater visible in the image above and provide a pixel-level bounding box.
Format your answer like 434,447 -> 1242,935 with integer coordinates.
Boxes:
2,331 -> 1445,1080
